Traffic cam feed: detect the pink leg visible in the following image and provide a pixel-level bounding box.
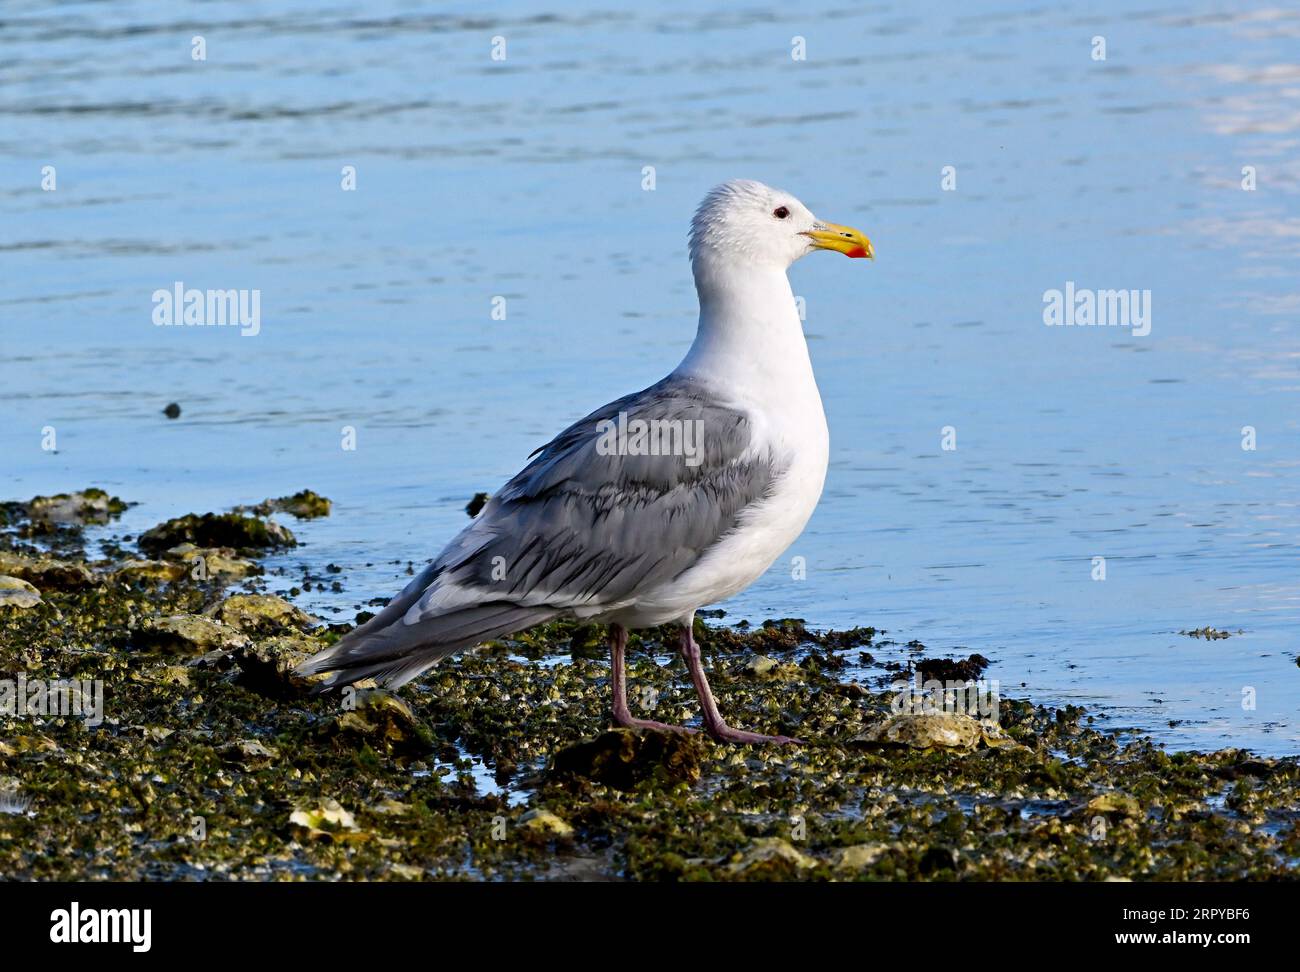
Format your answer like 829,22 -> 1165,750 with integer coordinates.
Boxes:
679,623 -> 802,745
609,624 -> 697,734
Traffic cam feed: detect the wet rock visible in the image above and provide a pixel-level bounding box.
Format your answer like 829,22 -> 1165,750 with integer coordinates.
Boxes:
289,799 -> 362,841
138,512 -> 296,556
726,837 -> 817,877
236,490 -> 332,520
143,664 -> 192,687
26,488 -> 127,525
232,635 -> 317,697
222,738 -> 279,770
918,846 -> 960,875
136,614 -> 250,654
852,712 -> 998,751
0,552 -> 95,591
735,654 -> 801,680
164,544 -> 258,579
329,690 -> 434,755
916,653 -> 990,683
549,728 -> 704,790
1082,792 -> 1143,820
0,576 -> 42,610
112,559 -> 188,584
210,593 -> 312,635
519,809 -> 574,839
833,842 -> 892,871
1181,627 -> 1235,640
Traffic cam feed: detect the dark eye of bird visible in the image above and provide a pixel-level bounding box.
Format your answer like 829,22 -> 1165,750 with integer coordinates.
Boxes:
773,206 -> 790,219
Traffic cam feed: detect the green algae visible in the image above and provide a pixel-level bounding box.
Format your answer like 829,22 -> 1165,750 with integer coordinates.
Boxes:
1,493 -> 1297,882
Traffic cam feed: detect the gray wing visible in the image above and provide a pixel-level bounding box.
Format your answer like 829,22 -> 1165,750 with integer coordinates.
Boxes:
298,373 -> 780,689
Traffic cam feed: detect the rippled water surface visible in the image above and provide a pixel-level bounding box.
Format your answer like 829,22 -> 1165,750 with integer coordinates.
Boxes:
3,2 -> 1298,753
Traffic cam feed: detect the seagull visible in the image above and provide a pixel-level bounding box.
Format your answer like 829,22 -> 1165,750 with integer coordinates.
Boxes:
298,179 -> 872,744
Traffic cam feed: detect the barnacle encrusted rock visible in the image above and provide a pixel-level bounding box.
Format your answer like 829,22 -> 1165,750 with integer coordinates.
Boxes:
852,712 -> 1014,752
136,614 -> 250,653
210,593 -> 313,635
0,552 -> 95,591
0,576 -> 42,610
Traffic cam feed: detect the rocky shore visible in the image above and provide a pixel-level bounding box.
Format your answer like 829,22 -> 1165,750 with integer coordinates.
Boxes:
1,490 -> 1297,880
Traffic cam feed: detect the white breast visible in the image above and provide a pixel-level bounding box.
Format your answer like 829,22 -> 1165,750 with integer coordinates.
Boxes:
590,247 -> 832,628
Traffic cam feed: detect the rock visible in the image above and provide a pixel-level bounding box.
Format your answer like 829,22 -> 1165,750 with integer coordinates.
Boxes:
235,490 -> 332,520
852,712 -> 986,751
330,690 -> 434,755
162,402 -> 181,419
272,490 -> 331,519
164,544 -> 258,579
112,560 -> 188,584
727,838 -> 817,877
0,552 -> 96,591
918,846 -> 960,875
148,665 -> 191,687
0,576 -> 42,610
1083,792 -> 1143,819
138,512 -> 296,556
916,654 -> 991,683
136,614 -> 250,654
549,728 -> 704,790
735,654 -> 801,680
26,488 -> 127,525
833,842 -> 891,870
222,738 -> 279,769
1181,626 -> 1234,640
289,799 -> 360,840
232,635 -> 317,697
210,593 -> 312,634
519,809 -> 574,839
740,654 -> 779,676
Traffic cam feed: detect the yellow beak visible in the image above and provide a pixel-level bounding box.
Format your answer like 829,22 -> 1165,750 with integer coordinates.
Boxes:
802,221 -> 874,260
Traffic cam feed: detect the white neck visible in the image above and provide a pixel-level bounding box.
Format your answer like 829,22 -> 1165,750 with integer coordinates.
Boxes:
673,256 -> 819,404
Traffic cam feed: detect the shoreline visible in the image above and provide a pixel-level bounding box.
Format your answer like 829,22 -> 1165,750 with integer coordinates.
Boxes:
2,490 -> 1297,881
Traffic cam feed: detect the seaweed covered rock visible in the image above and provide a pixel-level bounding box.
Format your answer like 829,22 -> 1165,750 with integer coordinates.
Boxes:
232,634 -> 318,697
138,512 -> 296,556
549,728 -> 704,790
0,551 -> 95,591
328,690 -> 434,756
236,490 -> 332,520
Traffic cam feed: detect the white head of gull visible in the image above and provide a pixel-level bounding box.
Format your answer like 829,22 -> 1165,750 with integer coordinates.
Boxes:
299,179 -> 873,744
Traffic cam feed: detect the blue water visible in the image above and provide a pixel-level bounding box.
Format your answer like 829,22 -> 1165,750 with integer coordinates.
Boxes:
2,1 -> 1297,753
